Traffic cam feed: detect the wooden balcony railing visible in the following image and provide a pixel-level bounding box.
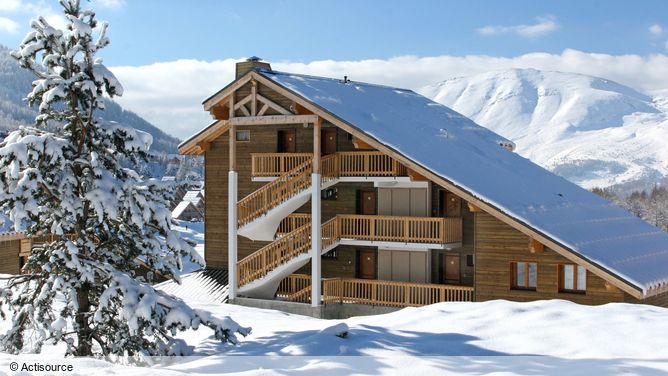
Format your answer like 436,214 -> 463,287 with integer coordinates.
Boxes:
241,152 -> 410,228
237,222 -> 313,287
322,278 -> 474,307
251,151 -> 408,179
251,153 -> 312,177
238,158 -> 313,227
338,215 -> 463,244
276,213 -> 311,237
237,215 -> 462,288
336,151 -> 408,177
276,274 -> 473,307
276,274 -> 312,303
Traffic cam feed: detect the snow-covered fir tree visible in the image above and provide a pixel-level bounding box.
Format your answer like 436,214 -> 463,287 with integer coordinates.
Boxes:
0,0 -> 248,357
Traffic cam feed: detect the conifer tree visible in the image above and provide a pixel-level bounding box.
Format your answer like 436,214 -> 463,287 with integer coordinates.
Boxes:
0,0 -> 248,357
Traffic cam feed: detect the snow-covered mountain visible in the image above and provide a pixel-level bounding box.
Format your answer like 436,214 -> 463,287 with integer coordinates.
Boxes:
0,45 -> 181,154
421,68 -> 668,190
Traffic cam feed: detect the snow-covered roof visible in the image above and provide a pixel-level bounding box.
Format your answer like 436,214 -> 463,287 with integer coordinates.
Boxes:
260,69 -> 668,295
183,190 -> 203,202
172,201 -> 199,219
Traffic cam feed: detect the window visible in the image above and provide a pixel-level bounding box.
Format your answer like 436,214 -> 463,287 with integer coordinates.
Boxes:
321,188 -> 337,200
466,254 -> 474,267
236,130 -> 250,142
511,262 -> 537,290
559,264 -> 587,293
323,249 -> 338,259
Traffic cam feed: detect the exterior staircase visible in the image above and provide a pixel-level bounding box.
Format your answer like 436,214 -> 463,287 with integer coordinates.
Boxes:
237,151 -> 409,241
237,215 -> 463,299
237,156 -> 337,241
237,219 -> 337,299
234,151 -> 461,299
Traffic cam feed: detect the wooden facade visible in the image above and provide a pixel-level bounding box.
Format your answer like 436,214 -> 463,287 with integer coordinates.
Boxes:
186,59 -> 668,309
0,237 -> 21,275
474,212 -> 635,304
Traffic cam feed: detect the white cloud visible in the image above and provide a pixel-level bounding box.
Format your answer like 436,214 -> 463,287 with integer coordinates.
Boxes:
0,0 -> 21,12
0,16 -> 18,33
0,0 -> 68,31
43,13 -> 67,30
650,24 -> 663,36
94,0 -> 126,9
109,50 -> 668,140
478,16 -> 558,38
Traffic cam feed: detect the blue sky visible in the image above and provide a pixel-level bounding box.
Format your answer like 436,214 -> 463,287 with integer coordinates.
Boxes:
1,0 -> 668,139
1,0 -> 667,65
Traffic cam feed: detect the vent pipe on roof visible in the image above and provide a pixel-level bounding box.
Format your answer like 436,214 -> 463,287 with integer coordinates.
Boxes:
236,56 -> 272,79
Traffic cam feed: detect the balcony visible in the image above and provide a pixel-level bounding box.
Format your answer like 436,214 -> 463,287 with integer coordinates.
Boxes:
251,153 -> 312,178
276,274 -> 474,307
237,214 -> 462,290
335,214 -> 462,247
250,151 -> 409,180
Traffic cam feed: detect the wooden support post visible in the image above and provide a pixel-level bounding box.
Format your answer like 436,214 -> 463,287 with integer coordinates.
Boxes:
229,95 -> 236,171
313,117 -> 321,173
251,80 -> 257,116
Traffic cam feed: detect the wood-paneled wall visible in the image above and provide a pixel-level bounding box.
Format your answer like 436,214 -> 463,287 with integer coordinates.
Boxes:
473,212 -> 635,305
0,239 -> 20,274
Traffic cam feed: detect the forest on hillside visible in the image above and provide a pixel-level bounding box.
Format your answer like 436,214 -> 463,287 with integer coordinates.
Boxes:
592,186 -> 668,232
0,44 -> 181,154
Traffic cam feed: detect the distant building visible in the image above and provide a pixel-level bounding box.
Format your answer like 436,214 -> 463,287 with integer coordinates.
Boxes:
172,200 -> 204,222
166,157 -> 181,173
161,176 -> 187,209
182,190 -> 205,211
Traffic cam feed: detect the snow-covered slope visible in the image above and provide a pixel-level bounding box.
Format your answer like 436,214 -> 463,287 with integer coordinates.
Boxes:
4,300 -> 667,374
421,69 -> 668,189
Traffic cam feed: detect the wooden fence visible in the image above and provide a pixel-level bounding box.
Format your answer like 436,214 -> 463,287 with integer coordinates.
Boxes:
322,278 -> 474,307
275,274 -> 474,307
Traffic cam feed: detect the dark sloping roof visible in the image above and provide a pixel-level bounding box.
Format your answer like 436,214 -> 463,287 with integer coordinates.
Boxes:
260,69 -> 668,294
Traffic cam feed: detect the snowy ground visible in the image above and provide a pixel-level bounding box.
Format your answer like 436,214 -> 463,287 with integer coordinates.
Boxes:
1,223 -> 668,374
1,299 -> 667,375
173,220 -> 205,275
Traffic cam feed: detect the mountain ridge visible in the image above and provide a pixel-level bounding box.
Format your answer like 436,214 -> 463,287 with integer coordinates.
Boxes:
0,44 -> 180,154
420,68 -> 668,191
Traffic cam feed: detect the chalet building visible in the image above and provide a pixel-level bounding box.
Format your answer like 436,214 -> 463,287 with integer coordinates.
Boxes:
0,232 -> 69,275
178,58 -> 668,316
172,200 -> 204,222
182,189 -> 205,211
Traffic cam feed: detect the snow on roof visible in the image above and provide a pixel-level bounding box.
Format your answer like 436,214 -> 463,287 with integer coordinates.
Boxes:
261,69 -> 668,294
172,201 -> 197,219
183,190 -> 203,202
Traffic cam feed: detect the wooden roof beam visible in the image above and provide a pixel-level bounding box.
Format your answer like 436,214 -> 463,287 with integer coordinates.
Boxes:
230,114 -> 318,126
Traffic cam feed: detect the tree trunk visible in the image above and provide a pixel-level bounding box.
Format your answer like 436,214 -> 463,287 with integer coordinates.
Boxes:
75,284 -> 92,356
